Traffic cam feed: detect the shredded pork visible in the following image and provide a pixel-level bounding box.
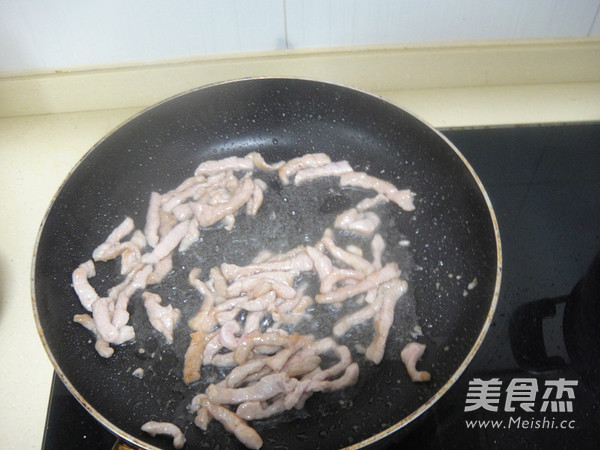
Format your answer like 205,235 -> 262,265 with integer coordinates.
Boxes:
293,160 -> 353,185
400,342 -> 431,382
141,421 -> 186,449
142,292 -> 181,343
70,152 -> 427,449
278,153 -> 331,184
339,171 -> 415,211
72,260 -> 98,311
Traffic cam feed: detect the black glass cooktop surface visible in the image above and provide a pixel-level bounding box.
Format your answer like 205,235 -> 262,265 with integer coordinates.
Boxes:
43,122 -> 600,449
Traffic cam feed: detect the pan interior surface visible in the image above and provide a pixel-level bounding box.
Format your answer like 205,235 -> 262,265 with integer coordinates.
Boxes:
33,78 -> 500,449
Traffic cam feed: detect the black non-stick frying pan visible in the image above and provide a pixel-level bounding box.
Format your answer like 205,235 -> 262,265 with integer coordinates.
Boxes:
32,78 -> 501,449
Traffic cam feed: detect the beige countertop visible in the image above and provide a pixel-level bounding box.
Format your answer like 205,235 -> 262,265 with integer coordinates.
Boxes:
1,38 -> 599,449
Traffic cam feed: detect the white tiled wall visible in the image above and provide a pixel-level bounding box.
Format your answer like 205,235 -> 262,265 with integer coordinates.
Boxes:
0,0 -> 286,72
1,0 -> 599,72
285,0 -> 600,47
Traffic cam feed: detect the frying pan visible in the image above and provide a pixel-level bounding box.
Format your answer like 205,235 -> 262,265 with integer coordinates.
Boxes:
32,78 -> 501,449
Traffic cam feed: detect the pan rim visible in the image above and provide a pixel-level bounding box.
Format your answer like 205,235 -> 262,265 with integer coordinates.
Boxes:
31,76 -> 502,449
345,110 -> 502,449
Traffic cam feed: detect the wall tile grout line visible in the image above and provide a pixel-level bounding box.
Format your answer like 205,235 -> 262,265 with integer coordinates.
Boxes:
588,2 -> 600,36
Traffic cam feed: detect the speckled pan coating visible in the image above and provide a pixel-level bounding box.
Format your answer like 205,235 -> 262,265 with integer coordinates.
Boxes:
32,78 -> 501,450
